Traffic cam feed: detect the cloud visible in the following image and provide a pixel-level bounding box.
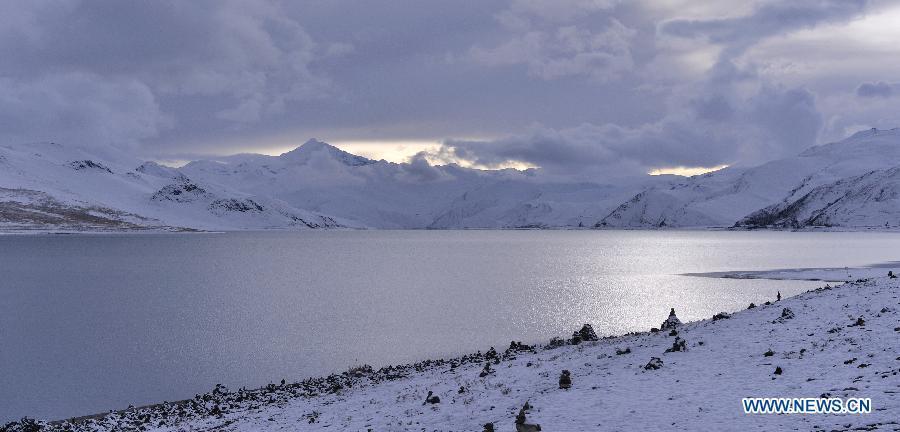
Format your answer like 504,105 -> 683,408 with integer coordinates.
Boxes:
660,0 -> 867,58
856,81 -> 894,98
439,0 -> 855,176
0,73 -> 169,147
468,0 -> 634,81
496,0 -> 622,28
0,0 -> 890,172
436,86 -> 821,176
0,0 -> 333,146
469,20 -> 636,81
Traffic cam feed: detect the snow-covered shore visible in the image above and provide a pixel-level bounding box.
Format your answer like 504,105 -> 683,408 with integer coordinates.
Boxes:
5,274 -> 899,431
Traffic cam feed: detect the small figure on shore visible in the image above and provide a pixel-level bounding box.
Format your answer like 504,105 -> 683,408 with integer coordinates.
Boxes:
559,370 -> 572,389
661,308 -> 682,330
889,270 -> 897,279
776,291 -> 781,302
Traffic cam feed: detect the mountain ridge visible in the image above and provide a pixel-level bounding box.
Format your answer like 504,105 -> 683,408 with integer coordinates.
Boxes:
3,129 -> 900,231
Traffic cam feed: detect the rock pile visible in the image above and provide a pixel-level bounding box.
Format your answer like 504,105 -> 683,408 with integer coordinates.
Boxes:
515,401 -> 541,432
772,307 -> 795,323
661,308 -> 682,330
558,370 -> 572,389
571,324 -> 599,344
644,357 -> 664,370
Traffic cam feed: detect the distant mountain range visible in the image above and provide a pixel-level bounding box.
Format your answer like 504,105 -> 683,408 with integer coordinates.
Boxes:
600,128 -> 900,230
3,128 -> 900,231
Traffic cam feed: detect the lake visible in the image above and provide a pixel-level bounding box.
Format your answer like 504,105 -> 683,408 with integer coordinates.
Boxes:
2,230 -> 899,421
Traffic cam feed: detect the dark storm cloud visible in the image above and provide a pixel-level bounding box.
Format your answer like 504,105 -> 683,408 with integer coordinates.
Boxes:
433,0 -> 851,174
660,0 -> 867,58
856,81 -> 894,98
0,0 -> 335,148
439,84 -> 822,175
0,0 -> 890,174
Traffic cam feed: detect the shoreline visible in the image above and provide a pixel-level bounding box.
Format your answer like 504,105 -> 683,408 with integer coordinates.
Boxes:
5,270 -> 899,431
6,225 -> 900,235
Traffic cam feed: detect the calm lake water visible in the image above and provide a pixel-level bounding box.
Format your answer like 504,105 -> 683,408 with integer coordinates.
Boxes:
2,230 -> 899,421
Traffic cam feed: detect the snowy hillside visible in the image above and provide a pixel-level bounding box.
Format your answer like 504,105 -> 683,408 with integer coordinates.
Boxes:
737,166 -> 900,229
8,273 -> 898,431
0,142 -> 343,231
599,128 -> 900,229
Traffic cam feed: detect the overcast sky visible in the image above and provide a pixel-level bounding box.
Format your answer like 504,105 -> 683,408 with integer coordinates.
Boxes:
2,0 -> 900,175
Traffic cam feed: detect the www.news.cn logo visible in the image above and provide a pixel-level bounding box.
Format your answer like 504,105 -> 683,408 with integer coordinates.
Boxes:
743,397 -> 872,414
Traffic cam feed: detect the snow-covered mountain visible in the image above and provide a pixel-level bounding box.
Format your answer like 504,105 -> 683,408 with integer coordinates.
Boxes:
177,139 -> 649,229
737,165 -> 900,228
599,128 -> 900,229
3,128 -> 900,231
0,139 -> 647,231
0,142 -> 343,231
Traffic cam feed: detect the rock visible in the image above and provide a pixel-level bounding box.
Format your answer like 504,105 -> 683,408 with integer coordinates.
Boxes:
615,347 -> 631,355
485,347 -> 498,360
516,423 -> 542,432
515,401 -> 541,432
506,341 -> 533,354
668,329 -> 678,336
764,349 -> 774,357
712,312 -> 731,321
772,308 -> 794,323
479,362 -> 494,378
575,324 -> 599,342
748,303 -> 757,309
665,336 -> 687,353
774,366 -> 783,375
483,423 -> 495,432
848,316 -> 866,327
661,308 -> 682,330
423,390 -> 440,405
559,370 -> 572,389
645,357 -> 664,370
547,337 -> 567,349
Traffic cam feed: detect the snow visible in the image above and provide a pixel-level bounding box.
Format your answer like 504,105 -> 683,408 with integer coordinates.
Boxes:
14,271 -> 899,431
601,128 -> 900,229
5,128 -> 900,231
685,262 -> 900,282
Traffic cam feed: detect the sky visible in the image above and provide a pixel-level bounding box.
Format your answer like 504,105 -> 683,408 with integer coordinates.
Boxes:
2,0 -> 900,176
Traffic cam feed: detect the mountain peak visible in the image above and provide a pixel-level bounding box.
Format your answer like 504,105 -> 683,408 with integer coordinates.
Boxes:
301,138 -> 333,150
279,139 -> 375,167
